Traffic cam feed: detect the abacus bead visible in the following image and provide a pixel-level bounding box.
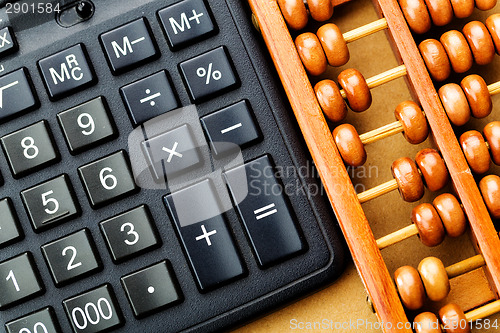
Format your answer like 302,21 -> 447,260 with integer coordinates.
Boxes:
395,101 -> 428,144
438,83 -> 471,126
418,257 -> 450,302
419,39 -> 451,81
438,303 -> 470,333
412,203 -> 446,247
308,0 -> 334,22
337,69 -> 372,112
424,0 -> 453,26
415,149 -> 449,192
449,0 -> 474,19
295,33 -> 328,76
332,124 -> 367,167
460,130 -> 491,174
440,31 -> 473,73
394,266 -> 426,310
391,157 -> 425,202
486,14 -> 500,54
463,21 -> 495,65
433,194 -> 467,238
461,75 -> 493,118
399,0 -> 432,34
317,23 -> 350,67
475,0 -> 497,11
479,175 -> 500,218
414,312 -> 443,333
277,0 -> 308,31
484,121 -> 500,165
314,80 -> 347,122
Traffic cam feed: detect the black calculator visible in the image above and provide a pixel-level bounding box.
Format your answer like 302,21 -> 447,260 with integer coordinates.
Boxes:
0,0 -> 345,332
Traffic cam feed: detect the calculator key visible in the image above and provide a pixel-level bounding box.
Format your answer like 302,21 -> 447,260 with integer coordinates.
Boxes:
21,174 -> 80,232
100,18 -> 159,75
0,252 -> 44,310
63,284 -> 123,333
179,46 -> 238,102
120,70 -> 179,126
78,151 -> 138,208
41,229 -> 102,287
201,100 -> 262,157
224,155 -> 306,268
0,68 -> 39,122
121,261 -> 182,318
5,307 -> 61,333
158,0 -> 217,50
100,205 -> 160,263
38,44 -> 96,100
57,97 -> 117,154
0,27 -> 18,57
165,179 -> 245,291
0,198 -> 23,247
1,120 -> 59,178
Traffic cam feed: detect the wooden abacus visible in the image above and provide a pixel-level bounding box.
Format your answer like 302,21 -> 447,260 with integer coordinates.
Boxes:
248,0 -> 500,332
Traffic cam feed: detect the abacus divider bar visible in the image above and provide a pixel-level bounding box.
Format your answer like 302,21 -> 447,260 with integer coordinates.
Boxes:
360,121 -> 403,145
445,254 -> 486,279
376,224 -> 418,249
343,18 -> 388,43
340,65 -> 407,99
465,299 -> 500,322
489,81 -> 500,96
358,179 -> 399,203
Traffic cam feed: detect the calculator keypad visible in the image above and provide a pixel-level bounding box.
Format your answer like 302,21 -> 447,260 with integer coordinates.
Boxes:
0,198 -> 23,248
0,68 -> 39,121
0,27 -> 18,57
5,307 -> 61,333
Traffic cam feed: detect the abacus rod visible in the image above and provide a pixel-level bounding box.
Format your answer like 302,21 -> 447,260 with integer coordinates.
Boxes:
342,18 -> 388,43
360,121 -> 403,145
358,179 -> 399,203
489,81 -> 500,96
376,224 -> 418,249
465,299 -> 500,322
340,65 -> 407,99
445,254 -> 485,278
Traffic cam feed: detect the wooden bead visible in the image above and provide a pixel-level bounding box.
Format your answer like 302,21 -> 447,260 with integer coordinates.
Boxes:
412,203 -> 446,247
317,24 -> 350,67
414,312 -> 443,333
460,130 -> 491,174
314,80 -> 347,122
338,69 -> 372,112
438,83 -> 471,126
332,124 -> 367,167
399,0 -> 432,34
433,194 -> 467,238
391,157 -> 425,202
439,303 -> 470,333
418,257 -> 450,302
479,175 -> 500,218
395,101 -> 428,144
463,21 -> 495,65
419,39 -> 451,81
474,0 -> 497,11
449,0 -> 474,19
424,0 -> 453,26
461,75 -> 493,118
486,14 -> 500,55
394,266 -> 426,310
295,33 -> 328,76
484,121 -> 500,165
277,0 -> 308,31
308,0 -> 334,22
415,149 -> 449,192
440,30 -> 473,73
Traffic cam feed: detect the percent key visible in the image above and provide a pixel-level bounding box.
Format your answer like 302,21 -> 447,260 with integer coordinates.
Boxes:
179,46 -> 239,102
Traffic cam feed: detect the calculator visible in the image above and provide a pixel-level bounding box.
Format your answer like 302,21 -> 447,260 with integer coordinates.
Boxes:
0,0 -> 345,332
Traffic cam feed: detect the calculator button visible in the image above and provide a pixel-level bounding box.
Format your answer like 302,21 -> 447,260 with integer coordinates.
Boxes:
0,198 -> 23,247
201,100 -> 262,157
63,284 -> 123,333
5,307 -> 61,333
0,252 -> 44,310
158,0 -> 217,50
57,97 -> 117,154
120,70 -> 179,126
21,174 -> 80,232
78,151 -> 138,208
179,46 -> 238,102
0,27 -> 18,57
41,229 -> 102,287
121,261 -> 182,318
141,124 -> 201,180
0,68 -> 39,121
100,18 -> 159,75
38,44 -> 96,100
100,205 -> 160,263
1,120 -> 59,178
224,155 -> 306,268
165,179 -> 245,291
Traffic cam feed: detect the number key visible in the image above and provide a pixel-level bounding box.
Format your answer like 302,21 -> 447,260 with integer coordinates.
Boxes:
6,307 -> 61,333
1,120 -> 59,178
0,198 -> 23,247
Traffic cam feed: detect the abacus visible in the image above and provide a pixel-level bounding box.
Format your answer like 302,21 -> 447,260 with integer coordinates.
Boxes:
249,0 -> 500,332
